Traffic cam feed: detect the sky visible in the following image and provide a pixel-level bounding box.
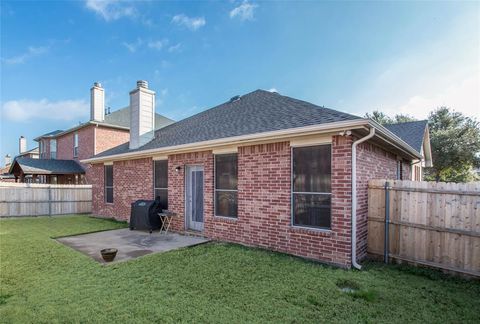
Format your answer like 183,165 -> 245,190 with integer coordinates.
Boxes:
1,1 -> 479,164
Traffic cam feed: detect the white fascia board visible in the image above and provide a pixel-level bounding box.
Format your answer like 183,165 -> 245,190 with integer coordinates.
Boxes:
81,119 -> 369,164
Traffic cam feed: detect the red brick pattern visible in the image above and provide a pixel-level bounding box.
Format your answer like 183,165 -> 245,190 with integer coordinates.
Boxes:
90,135 -> 405,268
168,151 -> 214,232
95,126 -> 130,155
355,142 -> 411,260
91,158 -> 153,220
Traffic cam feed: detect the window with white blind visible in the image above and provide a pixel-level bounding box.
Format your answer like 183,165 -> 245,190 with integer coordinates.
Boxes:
73,132 -> 79,157
50,139 -> 57,159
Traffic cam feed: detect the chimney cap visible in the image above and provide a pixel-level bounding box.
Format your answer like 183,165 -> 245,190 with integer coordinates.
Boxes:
137,80 -> 148,89
93,82 -> 102,88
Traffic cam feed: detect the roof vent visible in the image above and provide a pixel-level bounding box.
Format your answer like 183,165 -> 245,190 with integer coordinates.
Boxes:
137,80 -> 149,89
230,95 -> 241,103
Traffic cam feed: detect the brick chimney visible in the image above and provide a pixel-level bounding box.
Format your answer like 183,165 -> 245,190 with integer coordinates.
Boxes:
129,80 -> 155,150
90,82 -> 105,122
19,136 -> 27,154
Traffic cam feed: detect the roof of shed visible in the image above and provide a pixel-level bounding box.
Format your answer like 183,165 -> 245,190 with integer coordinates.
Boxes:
9,158 -> 85,175
93,89 -> 362,158
384,120 -> 428,153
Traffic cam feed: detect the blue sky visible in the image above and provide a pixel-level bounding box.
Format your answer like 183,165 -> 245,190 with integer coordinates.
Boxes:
1,1 -> 479,163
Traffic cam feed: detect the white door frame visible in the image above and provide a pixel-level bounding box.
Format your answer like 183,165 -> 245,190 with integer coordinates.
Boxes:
184,165 -> 204,231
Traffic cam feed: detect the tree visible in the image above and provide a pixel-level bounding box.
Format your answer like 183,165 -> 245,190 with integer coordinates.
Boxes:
364,107 -> 480,182
365,110 -> 416,124
424,107 -> 480,182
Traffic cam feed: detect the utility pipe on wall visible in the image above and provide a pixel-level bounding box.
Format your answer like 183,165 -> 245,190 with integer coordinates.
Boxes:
351,127 -> 376,270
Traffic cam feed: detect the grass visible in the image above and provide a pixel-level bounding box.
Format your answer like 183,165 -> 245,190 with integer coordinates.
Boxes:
1,215 -> 479,323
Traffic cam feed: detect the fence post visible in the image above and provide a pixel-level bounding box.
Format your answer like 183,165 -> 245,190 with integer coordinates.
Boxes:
48,185 -> 52,216
384,181 -> 391,264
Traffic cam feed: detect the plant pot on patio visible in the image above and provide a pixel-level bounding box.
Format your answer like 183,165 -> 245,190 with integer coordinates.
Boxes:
100,248 -> 118,262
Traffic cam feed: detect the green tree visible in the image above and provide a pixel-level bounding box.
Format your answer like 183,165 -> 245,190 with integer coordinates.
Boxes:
424,107 -> 480,182
365,107 -> 480,183
365,110 -> 416,124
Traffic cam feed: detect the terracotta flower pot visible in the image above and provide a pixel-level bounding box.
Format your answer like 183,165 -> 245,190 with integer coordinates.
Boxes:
100,248 -> 118,262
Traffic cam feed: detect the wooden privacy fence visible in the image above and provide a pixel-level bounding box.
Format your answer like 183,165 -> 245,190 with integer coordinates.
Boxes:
0,182 -> 92,217
368,179 -> 480,277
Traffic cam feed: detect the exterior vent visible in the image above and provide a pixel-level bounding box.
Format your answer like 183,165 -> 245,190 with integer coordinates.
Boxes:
230,95 -> 241,103
137,80 -> 149,89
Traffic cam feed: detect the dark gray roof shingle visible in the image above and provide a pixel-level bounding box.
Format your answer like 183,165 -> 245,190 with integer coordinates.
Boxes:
37,129 -> 64,138
11,158 -> 85,175
384,120 -> 428,152
102,106 -> 175,129
94,89 -> 362,158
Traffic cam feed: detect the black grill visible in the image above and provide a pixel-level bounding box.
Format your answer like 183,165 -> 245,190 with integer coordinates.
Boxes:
129,198 -> 163,232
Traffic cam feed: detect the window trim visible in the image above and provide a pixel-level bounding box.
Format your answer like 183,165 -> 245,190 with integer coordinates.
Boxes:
73,132 -> 79,158
214,153 -> 238,218
290,144 -> 333,230
50,139 -> 57,159
104,165 -> 113,204
153,159 -> 168,210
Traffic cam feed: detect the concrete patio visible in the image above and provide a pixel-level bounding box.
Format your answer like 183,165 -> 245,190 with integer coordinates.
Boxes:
57,228 -> 210,264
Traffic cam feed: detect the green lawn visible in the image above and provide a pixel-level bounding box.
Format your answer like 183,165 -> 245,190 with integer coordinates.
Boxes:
0,216 -> 479,323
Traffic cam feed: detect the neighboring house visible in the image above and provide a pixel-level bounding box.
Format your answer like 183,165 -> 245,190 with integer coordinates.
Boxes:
0,154 -> 14,182
82,83 -> 432,268
9,158 -> 86,184
11,82 -> 174,184
1,137 -> 39,182
384,120 -> 432,181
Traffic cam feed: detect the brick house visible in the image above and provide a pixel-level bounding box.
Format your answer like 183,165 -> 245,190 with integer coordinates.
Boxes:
10,82 -> 173,184
83,81 -> 432,268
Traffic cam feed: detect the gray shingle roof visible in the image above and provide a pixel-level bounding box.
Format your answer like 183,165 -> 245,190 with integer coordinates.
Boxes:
94,89 -> 362,158
37,129 -> 64,139
10,157 -> 85,175
384,120 -> 428,152
102,106 -> 175,129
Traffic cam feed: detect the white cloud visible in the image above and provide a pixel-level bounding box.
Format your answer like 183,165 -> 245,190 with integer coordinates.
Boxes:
148,39 -> 168,51
171,14 -> 206,31
349,11 -> 480,120
122,38 -> 143,53
2,46 -> 49,65
85,0 -> 137,21
230,1 -> 258,21
168,43 -> 182,53
2,99 -> 89,122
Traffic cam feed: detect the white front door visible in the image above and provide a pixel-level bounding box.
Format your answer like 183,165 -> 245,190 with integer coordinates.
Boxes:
185,165 -> 204,231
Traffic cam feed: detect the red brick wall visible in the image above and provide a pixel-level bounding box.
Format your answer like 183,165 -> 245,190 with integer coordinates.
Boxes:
95,126 -> 130,155
355,142 -> 410,260
168,151 -> 214,232
89,135 -> 404,268
91,158 -> 154,220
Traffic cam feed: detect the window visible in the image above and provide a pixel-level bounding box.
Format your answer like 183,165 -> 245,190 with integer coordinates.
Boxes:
215,154 -> 238,218
50,139 -> 57,159
154,160 -> 168,210
396,161 -> 403,180
39,141 -> 47,159
292,145 -> 332,229
73,132 -> 79,157
104,165 -> 113,203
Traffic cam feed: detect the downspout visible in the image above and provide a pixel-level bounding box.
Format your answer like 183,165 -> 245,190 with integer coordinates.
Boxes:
351,127 -> 375,270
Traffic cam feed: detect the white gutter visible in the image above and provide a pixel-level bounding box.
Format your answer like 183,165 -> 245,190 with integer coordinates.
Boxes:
351,126 -> 375,270
82,119 -> 369,163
